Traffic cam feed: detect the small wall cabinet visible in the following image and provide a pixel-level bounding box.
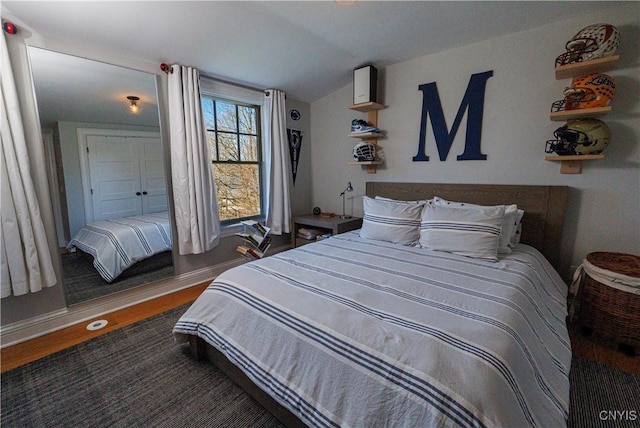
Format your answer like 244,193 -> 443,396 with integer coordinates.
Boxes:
348,102 -> 385,174
546,55 -> 619,174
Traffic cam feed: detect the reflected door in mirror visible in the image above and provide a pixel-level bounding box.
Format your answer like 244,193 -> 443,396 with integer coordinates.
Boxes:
86,134 -> 167,221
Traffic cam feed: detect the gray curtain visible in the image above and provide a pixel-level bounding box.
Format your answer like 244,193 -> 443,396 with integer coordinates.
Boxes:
263,89 -> 291,235
167,65 -> 221,255
1,31 -> 56,297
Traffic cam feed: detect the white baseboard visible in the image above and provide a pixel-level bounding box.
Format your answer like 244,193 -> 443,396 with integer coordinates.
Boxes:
0,257 -> 245,348
1,244 -> 291,348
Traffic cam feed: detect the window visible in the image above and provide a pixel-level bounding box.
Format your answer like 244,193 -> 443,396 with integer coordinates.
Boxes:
201,97 -> 262,222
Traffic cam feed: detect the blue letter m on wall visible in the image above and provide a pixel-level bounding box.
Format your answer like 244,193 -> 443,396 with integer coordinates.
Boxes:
413,70 -> 493,162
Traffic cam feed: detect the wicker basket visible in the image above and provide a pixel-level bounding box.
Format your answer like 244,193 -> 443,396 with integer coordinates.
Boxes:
578,252 -> 640,355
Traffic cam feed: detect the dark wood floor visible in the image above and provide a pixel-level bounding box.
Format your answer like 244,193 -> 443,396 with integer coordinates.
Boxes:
2,282 -> 638,375
567,321 -> 639,375
1,282 -> 209,373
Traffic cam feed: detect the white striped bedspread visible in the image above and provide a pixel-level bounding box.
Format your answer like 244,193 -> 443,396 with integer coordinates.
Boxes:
174,231 -> 571,427
68,212 -> 172,283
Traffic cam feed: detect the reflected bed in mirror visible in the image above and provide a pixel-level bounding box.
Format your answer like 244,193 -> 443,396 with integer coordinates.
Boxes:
28,46 -> 174,306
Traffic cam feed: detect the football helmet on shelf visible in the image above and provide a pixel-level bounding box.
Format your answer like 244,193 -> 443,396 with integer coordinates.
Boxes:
551,73 -> 616,112
545,119 -> 611,156
353,142 -> 376,161
555,24 -> 620,67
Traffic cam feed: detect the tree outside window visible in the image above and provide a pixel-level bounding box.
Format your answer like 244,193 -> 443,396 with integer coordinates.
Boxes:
201,97 -> 262,222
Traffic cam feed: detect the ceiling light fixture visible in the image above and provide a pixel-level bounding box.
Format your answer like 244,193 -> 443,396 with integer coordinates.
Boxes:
127,95 -> 140,114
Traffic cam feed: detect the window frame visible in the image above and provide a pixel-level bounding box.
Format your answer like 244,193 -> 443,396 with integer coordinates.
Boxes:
201,94 -> 265,225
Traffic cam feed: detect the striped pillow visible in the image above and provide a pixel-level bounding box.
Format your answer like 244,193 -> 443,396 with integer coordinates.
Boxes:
433,197 -> 523,254
360,197 -> 423,245
419,204 -> 505,261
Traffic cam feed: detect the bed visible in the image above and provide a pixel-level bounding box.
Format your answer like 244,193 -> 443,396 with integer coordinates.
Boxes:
173,183 -> 570,427
68,211 -> 172,282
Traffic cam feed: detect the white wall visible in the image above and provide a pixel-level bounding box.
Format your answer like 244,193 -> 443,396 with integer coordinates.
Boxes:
310,4 -> 639,280
287,98 -> 314,216
1,20 -> 312,329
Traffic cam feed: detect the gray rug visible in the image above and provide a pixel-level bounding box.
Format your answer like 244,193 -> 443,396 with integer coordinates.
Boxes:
569,356 -> 640,428
2,305 -> 639,427
62,251 -> 175,305
1,304 -> 281,428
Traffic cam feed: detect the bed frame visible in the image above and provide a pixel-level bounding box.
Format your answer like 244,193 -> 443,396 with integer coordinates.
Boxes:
188,182 -> 568,427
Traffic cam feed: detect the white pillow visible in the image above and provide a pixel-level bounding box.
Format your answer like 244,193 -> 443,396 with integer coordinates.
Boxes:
433,196 -> 522,253
375,196 -> 433,205
419,204 -> 505,261
360,197 -> 423,245
511,209 -> 525,247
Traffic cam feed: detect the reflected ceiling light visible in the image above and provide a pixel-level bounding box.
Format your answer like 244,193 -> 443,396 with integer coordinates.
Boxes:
127,95 -> 140,114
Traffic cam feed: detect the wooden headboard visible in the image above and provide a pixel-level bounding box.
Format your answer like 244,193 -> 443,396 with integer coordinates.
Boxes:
366,182 -> 568,269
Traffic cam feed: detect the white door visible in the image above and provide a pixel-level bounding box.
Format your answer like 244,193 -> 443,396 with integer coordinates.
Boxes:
80,129 -> 167,223
88,135 -> 143,220
138,138 -> 168,214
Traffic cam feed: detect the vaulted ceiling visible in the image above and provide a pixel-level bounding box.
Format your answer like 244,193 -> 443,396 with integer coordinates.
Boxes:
6,1 -> 617,131
4,1 -> 614,104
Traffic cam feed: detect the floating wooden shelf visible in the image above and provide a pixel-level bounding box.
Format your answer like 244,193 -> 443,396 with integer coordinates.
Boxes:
545,154 -> 604,174
348,160 -> 383,165
547,55 -> 619,174
348,132 -> 385,138
348,102 -> 385,112
348,160 -> 383,174
555,55 -> 619,80
348,102 -> 386,173
550,106 -> 611,121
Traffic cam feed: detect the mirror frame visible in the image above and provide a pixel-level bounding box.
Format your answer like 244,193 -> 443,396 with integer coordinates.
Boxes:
27,44 -> 175,307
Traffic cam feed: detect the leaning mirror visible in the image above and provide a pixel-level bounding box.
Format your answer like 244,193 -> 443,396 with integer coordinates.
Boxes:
28,46 -> 174,306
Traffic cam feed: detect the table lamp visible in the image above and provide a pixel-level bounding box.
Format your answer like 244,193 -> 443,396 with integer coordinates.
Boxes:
339,182 -> 353,218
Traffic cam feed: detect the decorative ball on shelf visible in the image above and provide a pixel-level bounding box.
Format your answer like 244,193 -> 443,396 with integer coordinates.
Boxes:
312,206 -> 321,215
555,23 -> 620,67
545,118 -> 611,156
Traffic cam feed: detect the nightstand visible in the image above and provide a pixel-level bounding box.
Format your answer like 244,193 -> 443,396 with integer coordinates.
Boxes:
292,215 -> 363,247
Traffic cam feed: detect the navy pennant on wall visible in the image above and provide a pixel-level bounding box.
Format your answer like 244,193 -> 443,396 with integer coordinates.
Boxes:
287,128 -> 303,185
